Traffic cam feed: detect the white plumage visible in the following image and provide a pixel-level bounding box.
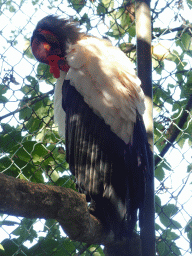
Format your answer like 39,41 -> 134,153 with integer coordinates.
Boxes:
55,37 -> 145,144
54,70 -> 66,138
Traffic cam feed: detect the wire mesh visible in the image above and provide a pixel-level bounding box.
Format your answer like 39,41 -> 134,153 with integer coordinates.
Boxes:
0,0 -> 192,255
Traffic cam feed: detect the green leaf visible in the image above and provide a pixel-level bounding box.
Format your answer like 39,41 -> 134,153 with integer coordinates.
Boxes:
79,14 -> 91,31
0,95 -> 8,103
0,124 -> 22,152
41,130 -> 59,144
55,175 -> 76,190
152,57 -> 160,69
170,219 -> 182,230
97,3 -> 106,15
25,116 -> 42,133
158,159 -> 172,172
127,25 -> 135,37
163,204 -> 179,217
36,63 -> 56,84
30,170 -> 44,183
48,170 -> 59,182
9,5 -> 16,12
0,157 -> 13,173
120,12 -> 131,29
19,103 -> 32,121
68,0 -> 85,12
181,32 -> 191,50
102,0 -> 113,8
155,165 -> 165,181
27,237 -> 76,255
177,136 -> 186,149
159,213 -> 170,228
11,219 -> 37,244
155,195 -> 161,213
187,164 -> 192,173
187,0 -> 192,8
169,242 -> 181,255
21,85 -> 33,95
26,75 -> 39,93
187,71 -> 192,82
164,229 -> 179,240
1,239 -> 28,255
159,204 -> 181,229
94,246 -> 105,255
111,23 -> 125,37
13,141 -> 36,162
186,229 -> 192,251
155,223 -> 163,231
154,61 -> 164,75
157,241 -> 165,255
172,101 -> 181,112
0,84 -> 9,95
32,143 -> 48,162
188,136 -> 192,147
44,220 -> 61,238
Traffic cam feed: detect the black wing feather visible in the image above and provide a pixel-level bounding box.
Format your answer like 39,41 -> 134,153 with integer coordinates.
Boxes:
62,79 -> 151,238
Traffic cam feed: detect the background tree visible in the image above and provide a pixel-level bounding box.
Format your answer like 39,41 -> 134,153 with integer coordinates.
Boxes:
0,0 -> 192,255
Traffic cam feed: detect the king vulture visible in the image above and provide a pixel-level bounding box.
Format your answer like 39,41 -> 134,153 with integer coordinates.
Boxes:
31,15 -> 152,240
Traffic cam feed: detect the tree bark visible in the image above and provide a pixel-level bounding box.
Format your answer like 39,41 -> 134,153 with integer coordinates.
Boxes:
0,173 -> 142,255
0,173 -> 106,244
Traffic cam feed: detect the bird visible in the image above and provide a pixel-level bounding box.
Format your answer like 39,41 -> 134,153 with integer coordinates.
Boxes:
31,15 -> 152,240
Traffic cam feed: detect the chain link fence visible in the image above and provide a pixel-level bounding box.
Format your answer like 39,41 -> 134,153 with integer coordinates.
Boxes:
0,0 -> 192,255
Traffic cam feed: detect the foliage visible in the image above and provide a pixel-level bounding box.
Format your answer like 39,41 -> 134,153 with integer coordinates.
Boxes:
0,0 -> 192,255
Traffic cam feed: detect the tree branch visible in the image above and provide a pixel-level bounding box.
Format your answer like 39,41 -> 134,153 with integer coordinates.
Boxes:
0,89 -> 54,122
153,25 -> 192,38
0,173 -> 106,244
0,173 -> 142,255
155,93 -> 192,166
